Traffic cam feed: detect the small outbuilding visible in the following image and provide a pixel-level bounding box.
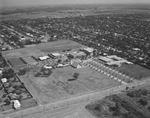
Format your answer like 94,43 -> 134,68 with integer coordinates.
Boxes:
13,100 -> 21,109
43,65 -> 53,69
39,56 -> 49,61
1,78 -> 7,83
71,60 -> 82,68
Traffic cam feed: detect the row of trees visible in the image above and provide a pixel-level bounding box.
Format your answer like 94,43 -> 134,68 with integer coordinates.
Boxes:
0,52 -> 7,68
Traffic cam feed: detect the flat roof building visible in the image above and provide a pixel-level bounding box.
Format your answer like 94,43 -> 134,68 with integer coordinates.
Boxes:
39,56 -> 49,61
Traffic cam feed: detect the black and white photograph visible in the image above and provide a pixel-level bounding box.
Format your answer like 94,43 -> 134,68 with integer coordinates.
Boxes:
0,0 -> 150,118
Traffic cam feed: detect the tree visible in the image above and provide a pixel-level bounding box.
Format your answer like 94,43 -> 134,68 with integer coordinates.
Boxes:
19,83 -> 25,88
34,72 -> 42,77
2,67 -> 15,78
41,67 -> 52,76
0,98 -> 2,102
43,69 -> 52,76
126,87 -> 129,91
18,95 -> 23,102
73,73 -> 80,80
147,106 -> 150,111
4,98 -> 11,105
0,84 -> 3,90
57,59 -> 61,63
18,68 -> 27,76
2,94 -> 7,98
0,58 -> 7,68
17,41 -> 24,48
139,98 -> 148,106
67,54 -> 74,60
141,89 -> 148,96
0,52 -> 2,57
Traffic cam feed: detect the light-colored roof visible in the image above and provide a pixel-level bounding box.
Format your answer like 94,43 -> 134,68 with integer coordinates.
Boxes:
39,56 -> 49,60
13,100 -> 21,109
84,47 -> 94,53
107,60 -> 131,66
51,53 -> 61,57
71,60 -> 80,68
44,65 -> 52,69
99,56 -> 112,62
99,55 -> 132,66
133,48 -> 140,51
107,55 -> 122,61
0,70 -> 2,74
71,51 -> 86,57
1,78 -> 7,83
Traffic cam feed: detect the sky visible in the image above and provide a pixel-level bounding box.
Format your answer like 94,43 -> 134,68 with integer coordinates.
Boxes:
0,0 -> 150,8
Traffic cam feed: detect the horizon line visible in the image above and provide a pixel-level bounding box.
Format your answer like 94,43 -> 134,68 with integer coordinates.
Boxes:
1,2 -> 150,9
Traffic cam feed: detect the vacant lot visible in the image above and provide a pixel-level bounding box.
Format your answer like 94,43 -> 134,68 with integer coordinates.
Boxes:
19,65 -> 120,105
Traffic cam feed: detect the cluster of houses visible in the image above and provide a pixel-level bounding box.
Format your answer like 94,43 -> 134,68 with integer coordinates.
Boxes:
0,68 -> 23,110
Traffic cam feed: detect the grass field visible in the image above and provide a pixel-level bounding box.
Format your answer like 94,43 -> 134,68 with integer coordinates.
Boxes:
20,65 -> 120,105
8,58 -> 26,67
2,40 -> 83,59
114,63 -> 150,80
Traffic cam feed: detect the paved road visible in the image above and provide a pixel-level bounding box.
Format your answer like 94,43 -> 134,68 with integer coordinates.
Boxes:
22,99 -> 95,118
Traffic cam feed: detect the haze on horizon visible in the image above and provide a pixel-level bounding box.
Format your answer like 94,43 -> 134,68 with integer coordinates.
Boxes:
0,0 -> 150,9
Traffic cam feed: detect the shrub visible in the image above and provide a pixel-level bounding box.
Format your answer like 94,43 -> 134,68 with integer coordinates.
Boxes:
73,73 -> 80,80
138,98 -> 148,106
94,105 -> 101,111
2,67 -> 15,78
147,106 -> 150,111
140,89 -> 148,96
2,94 -> 7,98
43,69 -> 52,76
127,90 -> 141,98
109,106 -> 117,112
34,72 -> 42,77
18,68 -> 28,75
4,98 -> 11,105
127,92 -> 135,98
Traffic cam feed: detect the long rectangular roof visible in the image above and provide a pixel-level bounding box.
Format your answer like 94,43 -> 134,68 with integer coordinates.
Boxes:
99,56 -> 112,62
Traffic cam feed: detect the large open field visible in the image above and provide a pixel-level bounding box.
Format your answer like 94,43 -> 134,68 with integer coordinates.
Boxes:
20,65 -> 120,105
2,40 -> 83,59
114,63 -> 150,80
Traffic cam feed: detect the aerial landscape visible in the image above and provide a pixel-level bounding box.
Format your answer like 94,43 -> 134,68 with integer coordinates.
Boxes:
0,0 -> 150,118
